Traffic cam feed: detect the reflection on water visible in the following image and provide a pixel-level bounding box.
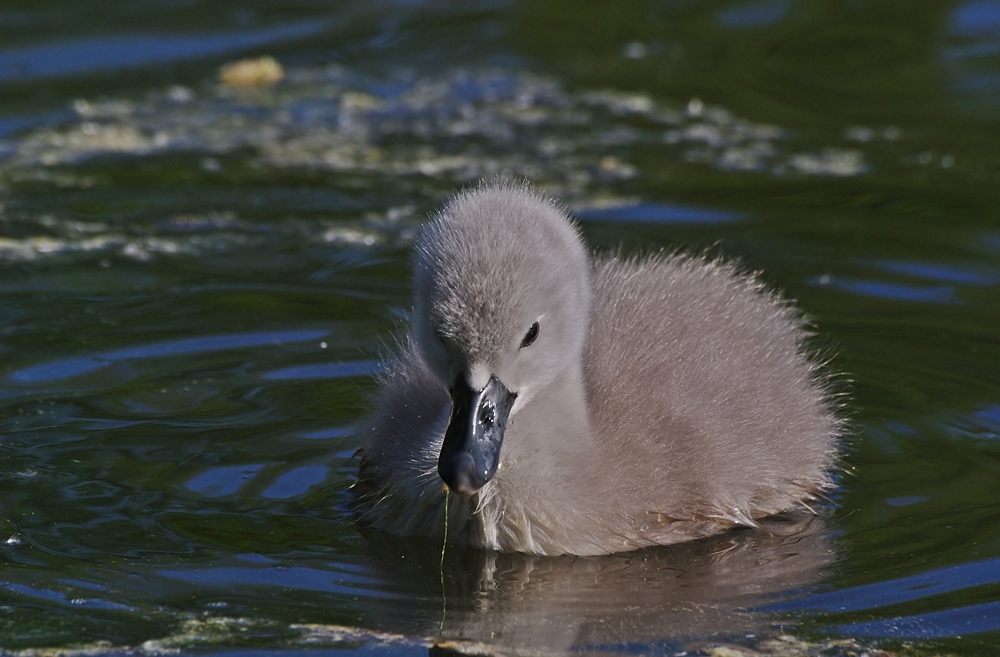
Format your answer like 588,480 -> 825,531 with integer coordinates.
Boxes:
0,504 -> 834,652
945,0 -> 1000,98
261,360 -> 383,381
185,464 -> 266,497
0,20 -> 330,82
575,202 -> 741,225
951,0 -> 1000,34
778,556 -> 1000,639
811,276 -> 957,304
4,330 -> 330,384
835,600 -> 1000,640
360,515 -> 832,653
869,260 -> 1000,286
715,1 -> 789,29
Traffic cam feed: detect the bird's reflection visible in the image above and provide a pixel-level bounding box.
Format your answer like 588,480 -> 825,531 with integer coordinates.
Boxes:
358,513 -> 835,654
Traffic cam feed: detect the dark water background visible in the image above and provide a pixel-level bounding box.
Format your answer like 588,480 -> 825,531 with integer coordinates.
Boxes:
2,1 -> 1000,654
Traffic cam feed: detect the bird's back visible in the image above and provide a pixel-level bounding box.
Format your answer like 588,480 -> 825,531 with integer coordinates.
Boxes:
582,254 -> 839,539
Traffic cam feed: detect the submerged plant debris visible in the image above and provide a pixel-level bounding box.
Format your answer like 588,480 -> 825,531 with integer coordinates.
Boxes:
0,66 -> 870,187
218,56 -> 285,89
0,64 -> 886,264
0,621 -> 947,657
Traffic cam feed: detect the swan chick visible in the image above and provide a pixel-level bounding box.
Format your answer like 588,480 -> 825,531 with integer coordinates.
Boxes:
353,182 -> 841,556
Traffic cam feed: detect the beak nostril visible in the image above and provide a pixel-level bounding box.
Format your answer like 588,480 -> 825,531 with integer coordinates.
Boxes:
479,403 -> 495,427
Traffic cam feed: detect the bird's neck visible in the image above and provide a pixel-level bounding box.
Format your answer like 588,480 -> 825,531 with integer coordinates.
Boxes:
480,362 -> 597,552
502,361 -> 593,467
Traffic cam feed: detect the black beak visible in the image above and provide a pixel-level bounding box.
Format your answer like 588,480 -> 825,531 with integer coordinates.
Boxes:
438,374 -> 516,496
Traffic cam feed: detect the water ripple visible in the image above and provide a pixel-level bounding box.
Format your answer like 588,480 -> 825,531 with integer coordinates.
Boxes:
0,20 -> 329,81
834,599 -> 1000,638
5,329 -> 329,385
771,556 -> 1000,614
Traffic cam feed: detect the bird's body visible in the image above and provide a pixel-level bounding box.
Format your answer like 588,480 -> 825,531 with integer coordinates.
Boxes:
353,182 -> 840,556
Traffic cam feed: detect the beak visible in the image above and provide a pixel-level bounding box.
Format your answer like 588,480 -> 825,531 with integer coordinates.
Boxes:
438,374 -> 516,496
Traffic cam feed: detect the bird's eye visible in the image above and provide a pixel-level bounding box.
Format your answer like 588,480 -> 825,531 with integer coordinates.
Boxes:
520,322 -> 540,348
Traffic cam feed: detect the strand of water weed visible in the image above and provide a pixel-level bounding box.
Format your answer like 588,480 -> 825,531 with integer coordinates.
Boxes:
439,487 -> 449,636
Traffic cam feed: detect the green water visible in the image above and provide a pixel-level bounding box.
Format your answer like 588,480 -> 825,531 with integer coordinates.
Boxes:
2,1 -> 1000,654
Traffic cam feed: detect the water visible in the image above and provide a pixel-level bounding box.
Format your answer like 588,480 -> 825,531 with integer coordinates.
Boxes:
1,0 -> 1000,654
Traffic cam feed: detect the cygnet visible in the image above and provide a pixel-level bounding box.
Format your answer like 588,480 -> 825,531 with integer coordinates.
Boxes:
353,181 -> 841,556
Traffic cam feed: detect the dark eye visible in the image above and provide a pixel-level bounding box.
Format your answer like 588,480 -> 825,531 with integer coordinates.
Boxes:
520,322 -> 539,348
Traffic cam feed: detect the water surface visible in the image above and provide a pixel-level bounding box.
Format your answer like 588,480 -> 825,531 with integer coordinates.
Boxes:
2,1 -> 1000,655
